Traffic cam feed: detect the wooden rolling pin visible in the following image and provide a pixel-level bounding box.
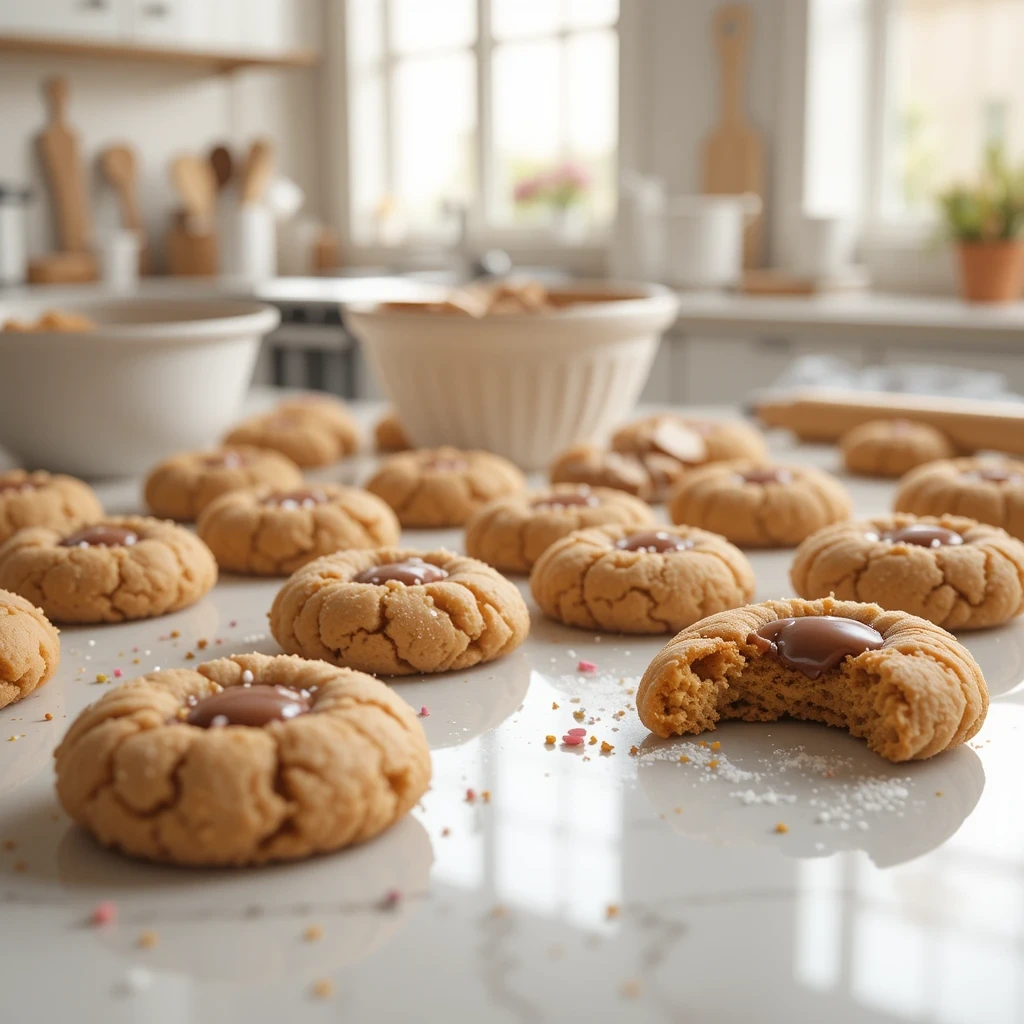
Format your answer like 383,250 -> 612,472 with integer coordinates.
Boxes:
755,390 -> 1024,454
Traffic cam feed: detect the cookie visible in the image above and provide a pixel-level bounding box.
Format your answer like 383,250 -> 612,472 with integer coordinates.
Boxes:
270,548 -> 530,675
0,470 -> 103,545
375,410 -> 411,452
143,446 -> 303,521
612,413 -> 768,465
465,485 -> 654,573
365,447 -> 525,528
224,395 -> 361,468
530,524 -> 756,634
197,483 -> 401,576
841,419 -> 956,477
0,589 -> 59,709
549,444 -> 686,503
54,653 -> 431,866
669,461 -> 853,547
0,516 -> 217,624
894,457 -> 1024,541
636,596 -> 988,762
791,514 -> 1024,630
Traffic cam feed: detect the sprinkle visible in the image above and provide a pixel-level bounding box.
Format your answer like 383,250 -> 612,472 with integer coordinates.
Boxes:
382,888 -> 402,908
481,791 -> 491,803
184,652 -> 195,661
606,904 -> 620,919
589,735 -> 598,745
678,755 -> 690,763
545,735 -> 556,745
572,709 -> 585,722
567,727 -> 586,737
303,925 -> 323,942
87,639 -> 95,647
699,741 -> 708,748
229,620 -> 238,628
311,979 -> 334,1000
132,659 -> 140,665
2,840 -> 15,851
170,631 -> 180,640
95,674 -> 108,684
551,702 -> 559,710
137,929 -> 159,949
601,741 -> 614,754
44,713 -> 53,722
419,706 -> 430,717
465,788 -> 476,803
936,790 -> 943,797
441,827 -> 451,837
12,860 -> 27,872
708,759 -> 719,770
621,979 -> 643,999
774,822 -> 789,835
241,670 -> 254,685
91,901 -> 118,926
711,741 -> 721,751
113,668 -> 123,678
674,807 -> 682,814
577,660 -> 598,673
197,639 -> 209,650
562,734 -> 585,746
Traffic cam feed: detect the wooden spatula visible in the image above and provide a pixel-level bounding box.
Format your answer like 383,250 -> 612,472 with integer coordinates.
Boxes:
701,4 -> 765,268
100,144 -> 149,273
209,144 -> 234,192
239,138 -> 274,204
37,77 -> 93,253
170,154 -> 216,234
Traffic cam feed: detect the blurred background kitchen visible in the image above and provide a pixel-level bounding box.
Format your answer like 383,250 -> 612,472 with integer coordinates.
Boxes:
1,0 -> 1022,405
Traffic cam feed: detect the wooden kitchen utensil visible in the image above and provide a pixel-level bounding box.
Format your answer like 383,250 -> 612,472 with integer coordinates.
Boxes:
209,144 -> 234,191
99,144 -> 149,273
37,76 -> 93,253
167,210 -> 218,277
239,138 -> 274,204
27,251 -> 97,284
170,154 -> 217,234
702,4 -> 764,269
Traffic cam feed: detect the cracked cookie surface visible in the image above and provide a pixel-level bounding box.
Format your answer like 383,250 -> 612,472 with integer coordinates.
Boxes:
0,516 -> 217,624
375,410 -> 411,452
791,514 -> 1024,630
365,447 -> 525,528
894,457 -> 1024,540
224,395 -> 361,468
54,653 -> 431,866
143,446 -> 303,521
198,483 -> 401,576
549,444 -> 686,502
465,485 -> 654,573
530,524 -> 756,634
0,588 -> 59,709
612,413 -> 767,465
636,596 -> 987,762
0,470 -> 103,545
669,461 -> 853,547
270,548 -> 530,675
841,419 -> 956,477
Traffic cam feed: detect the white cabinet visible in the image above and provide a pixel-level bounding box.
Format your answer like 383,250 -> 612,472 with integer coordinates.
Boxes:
0,0 -> 121,39
123,0 -> 182,43
237,0 -> 317,53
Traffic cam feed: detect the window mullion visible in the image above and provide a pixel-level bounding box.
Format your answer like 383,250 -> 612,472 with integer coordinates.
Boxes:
866,0 -> 894,228
475,0 -> 493,231
381,0 -> 396,201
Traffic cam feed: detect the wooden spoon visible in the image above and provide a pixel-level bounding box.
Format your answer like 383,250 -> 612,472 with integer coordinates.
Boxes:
170,154 -> 216,234
209,144 -> 234,191
239,138 -> 274,204
100,144 -> 148,272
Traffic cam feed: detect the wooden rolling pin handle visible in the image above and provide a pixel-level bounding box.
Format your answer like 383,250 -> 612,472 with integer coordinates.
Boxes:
714,4 -> 751,125
45,76 -> 69,122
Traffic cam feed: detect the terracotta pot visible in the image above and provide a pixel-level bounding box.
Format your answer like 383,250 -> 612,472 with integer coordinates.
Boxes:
956,240 -> 1024,303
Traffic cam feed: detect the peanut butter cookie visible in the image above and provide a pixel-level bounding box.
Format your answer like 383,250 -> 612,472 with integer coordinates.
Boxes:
270,548 -> 530,675
531,524 -> 756,634
143,446 -> 303,521
669,462 -> 853,547
54,653 -> 431,866
375,410 -> 411,452
0,589 -> 59,709
224,395 -> 361,468
612,413 -> 768,465
841,419 -> 956,477
465,485 -> 653,574
549,444 -> 686,502
197,483 -> 401,576
894,457 -> 1024,540
0,517 -> 217,624
0,470 -> 103,545
791,514 -> 1024,630
365,447 -> 525,528
637,597 -> 988,762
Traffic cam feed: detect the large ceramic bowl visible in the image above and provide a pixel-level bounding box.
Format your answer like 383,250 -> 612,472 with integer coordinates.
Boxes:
0,298 -> 279,478
346,281 -> 679,469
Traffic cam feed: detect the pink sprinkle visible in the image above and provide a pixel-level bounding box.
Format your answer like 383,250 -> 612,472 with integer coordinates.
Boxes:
577,660 -> 598,673
465,788 -> 476,802
562,735 -> 585,746
567,728 -> 587,737
113,669 -> 123,678
131,647 -> 139,653
419,706 -> 430,717
229,620 -> 238,628
382,888 -> 402,908
91,901 -> 117,926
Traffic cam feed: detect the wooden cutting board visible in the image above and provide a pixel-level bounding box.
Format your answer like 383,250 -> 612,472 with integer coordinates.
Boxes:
37,77 -> 93,253
702,3 -> 764,268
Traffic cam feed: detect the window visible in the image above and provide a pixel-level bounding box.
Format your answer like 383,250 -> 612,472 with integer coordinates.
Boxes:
344,0 -> 619,247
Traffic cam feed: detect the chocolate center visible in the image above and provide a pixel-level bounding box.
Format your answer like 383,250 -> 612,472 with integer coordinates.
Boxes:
202,451 -> 249,470
740,467 -> 793,485
0,478 -> 39,495
962,466 -> 1024,485
615,530 -> 694,553
353,558 -> 450,586
875,524 -> 964,549
263,488 -> 328,509
61,525 -> 139,548
650,420 -> 706,463
422,456 -> 467,473
532,490 -> 600,510
186,684 -> 310,729
747,616 -> 884,679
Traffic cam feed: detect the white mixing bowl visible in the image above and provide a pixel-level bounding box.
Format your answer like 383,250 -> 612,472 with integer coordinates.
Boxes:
0,298 -> 279,478
346,281 -> 679,469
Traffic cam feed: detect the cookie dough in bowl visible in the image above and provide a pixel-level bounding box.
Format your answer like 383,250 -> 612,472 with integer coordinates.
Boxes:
636,597 -> 988,762
269,548 -> 530,675
198,483 -> 401,576
530,524 -> 756,634
549,444 -> 686,503
0,517 -> 217,624
144,446 -> 303,521
465,484 -> 654,573
840,419 -> 956,477
54,653 -> 431,866
791,514 -> 1024,630
0,469 -> 103,545
0,588 -> 59,709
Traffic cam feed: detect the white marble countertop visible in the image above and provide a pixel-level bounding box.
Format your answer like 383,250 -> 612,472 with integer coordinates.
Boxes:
2,404 -> 1024,1024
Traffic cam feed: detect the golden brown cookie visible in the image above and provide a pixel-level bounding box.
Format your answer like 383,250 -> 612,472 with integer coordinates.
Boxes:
54,653 -> 431,866
224,395 -> 361,468
375,410 -> 411,452
669,461 -> 852,547
143,446 -> 303,521
791,514 -> 1024,630
612,413 -> 768,465
549,444 -> 686,502
270,548 -> 530,675
0,589 -> 59,710
841,419 -> 956,477
0,470 -> 103,545
530,524 -> 756,634
465,485 -> 654,573
636,596 -> 987,762
894,457 -> 1024,540
197,483 -> 401,576
365,447 -> 525,528
0,517 -> 217,624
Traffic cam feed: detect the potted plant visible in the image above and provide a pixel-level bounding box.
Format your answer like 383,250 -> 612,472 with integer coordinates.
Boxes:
938,146 -> 1024,303
513,162 -> 591,240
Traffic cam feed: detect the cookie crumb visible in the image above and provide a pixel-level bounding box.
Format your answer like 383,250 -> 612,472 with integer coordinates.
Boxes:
197,638 -> 209,650
2,839 -> 15,851
698,740 -> 708,748
137,929 -> 159,949
311,979 -> 334,1000
678,755 -> 690,764
572,709 -> 585,722
936,790 -> 943,797
441,827 -> 451,837
44,713 -> 53,722
621,978 -> 643,999
577,660 -> 598,673
91,901 -> 118,926
711,741 -> 721,751
589,735 -> 598,745
95,674 -> 108,684
708,759 -> 719,770
606,903 -> 620,919
170,631 -> 180,639
629,745 -> 639,756
132,659 -> 140,665
419,706 -> 430,717
545,734 -> 556,745
184,651 -> 195,661
601,740 -> 614,754
774,822 -> 789,835
551,702 -> 559,710
481,790 -> 491,803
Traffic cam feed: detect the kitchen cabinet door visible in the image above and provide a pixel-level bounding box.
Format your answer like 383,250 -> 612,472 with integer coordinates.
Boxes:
0,0 -> 122,39
238,0 -> 318,53
122,0 -> 183,43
